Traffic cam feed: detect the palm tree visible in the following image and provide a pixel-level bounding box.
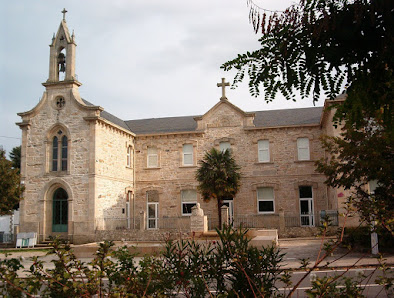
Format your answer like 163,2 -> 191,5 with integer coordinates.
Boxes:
196,147 -> 241,228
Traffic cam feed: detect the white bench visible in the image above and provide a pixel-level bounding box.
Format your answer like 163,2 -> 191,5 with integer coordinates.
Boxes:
16,232 -> 37,248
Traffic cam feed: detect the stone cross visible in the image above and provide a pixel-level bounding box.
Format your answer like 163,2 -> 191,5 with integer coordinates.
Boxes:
62,8 -> 68,20
217,78 -> 230,100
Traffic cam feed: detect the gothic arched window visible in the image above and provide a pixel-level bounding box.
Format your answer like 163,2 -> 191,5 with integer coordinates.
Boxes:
52,136 -> 58,171
61,135 -> 68,171
51,129 -> 69,172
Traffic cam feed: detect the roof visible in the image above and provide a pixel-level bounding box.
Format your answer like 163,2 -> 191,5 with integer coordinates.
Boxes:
125,116 -> 198,134
82,99 -> 323,135
82,99 -> 131,131
253,107 -> 323,127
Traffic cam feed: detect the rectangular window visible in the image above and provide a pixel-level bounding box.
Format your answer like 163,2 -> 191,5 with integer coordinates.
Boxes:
127,146 -> 132,167
181,190 -> 197,216
219,141 -> 231,153
368,180 -> 378,194
182,144 -> 193,166
257,187 -> 275,213
147,147 -> 158,168
297,138 -> 310,160
258,140 -> 270,162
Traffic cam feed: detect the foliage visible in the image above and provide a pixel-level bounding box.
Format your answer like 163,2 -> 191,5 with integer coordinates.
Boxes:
0,226 -> 392,297
196,147 -> 241,227
0,227 -> 284,297
0,149 -> 24,215
342,227 -> 394,253
222,0 -> 393,127
223,0 -> 393,233
316,118 -> 394,233
9,146 -> 21,171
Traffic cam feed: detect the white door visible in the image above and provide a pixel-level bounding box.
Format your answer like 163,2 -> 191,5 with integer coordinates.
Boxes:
223,199 -> 234,224
147,202 -> 158,229
300,199 -> 314,227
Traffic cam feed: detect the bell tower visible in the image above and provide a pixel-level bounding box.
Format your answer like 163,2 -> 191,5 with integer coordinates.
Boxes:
43,9 -> 81,87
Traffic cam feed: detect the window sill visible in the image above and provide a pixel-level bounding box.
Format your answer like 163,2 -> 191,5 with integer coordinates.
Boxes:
257,212 -> 276,215
45,171 -> 70,177
179,165 -> 197,168
144,167 -> 161,170
125,166 -> 133,169
255,162 -> 274,165
294,160 -> 315,163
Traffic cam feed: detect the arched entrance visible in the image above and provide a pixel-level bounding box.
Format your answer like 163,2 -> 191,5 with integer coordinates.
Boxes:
52,188 -> 68,232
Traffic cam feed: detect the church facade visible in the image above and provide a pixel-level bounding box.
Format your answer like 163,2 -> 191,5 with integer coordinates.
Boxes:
17,16 -> 344,244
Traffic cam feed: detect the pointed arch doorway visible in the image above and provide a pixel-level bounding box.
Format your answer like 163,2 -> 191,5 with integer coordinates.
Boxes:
52,188 -> 68,232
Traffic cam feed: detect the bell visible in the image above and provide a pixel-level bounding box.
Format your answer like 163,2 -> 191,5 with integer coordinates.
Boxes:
60,63 -> 66,72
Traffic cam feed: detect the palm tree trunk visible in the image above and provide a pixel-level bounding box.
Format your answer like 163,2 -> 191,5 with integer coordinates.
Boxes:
218,198 -> 222,229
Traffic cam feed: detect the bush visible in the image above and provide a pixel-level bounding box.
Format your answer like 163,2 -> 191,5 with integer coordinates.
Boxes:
0,226 -> 284,297
343,227 -> 394,253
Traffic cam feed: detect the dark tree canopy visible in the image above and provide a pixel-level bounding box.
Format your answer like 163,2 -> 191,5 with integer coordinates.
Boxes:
222,0 -> 393,128
0,149 -> 24,215
196,148 -> 241,227
9,146 -> 21,171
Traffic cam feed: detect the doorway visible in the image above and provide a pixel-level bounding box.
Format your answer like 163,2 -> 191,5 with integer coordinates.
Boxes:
52,188 -> 68,232
223,198 -> 234,224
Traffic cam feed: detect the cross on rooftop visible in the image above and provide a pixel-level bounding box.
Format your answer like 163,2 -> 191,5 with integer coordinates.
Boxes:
217,78 -> 230,100
62,8 -> 68,20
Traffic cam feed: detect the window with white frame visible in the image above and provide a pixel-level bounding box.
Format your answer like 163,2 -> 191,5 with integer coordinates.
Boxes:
297,137 -> 310,160
258,140 -> 270,162
182,144 -> 193,166
181,189 -> 197,216
147,147 -> 158,168
219,141 -> 231,153
127,146 -> 132,167
257,187 -> 275,213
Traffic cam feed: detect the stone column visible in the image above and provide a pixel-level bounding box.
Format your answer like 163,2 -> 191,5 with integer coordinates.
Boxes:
190,203 -> 207,233
221,206 -> 229,228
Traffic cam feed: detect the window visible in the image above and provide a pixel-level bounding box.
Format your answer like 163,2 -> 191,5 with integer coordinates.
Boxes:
147,147 -> 158,168
51,130 -> 68,172
257,187 -> 275,213
127,146 -> 132,167
219,141 -> 231,153
368,180 -> 378,194
61,136 -> 68,171
182,144 -> 193,166
52,136 -> 58,171
297,138 -> 310,160
258,140 -> 270,162
181,190 -> 197,216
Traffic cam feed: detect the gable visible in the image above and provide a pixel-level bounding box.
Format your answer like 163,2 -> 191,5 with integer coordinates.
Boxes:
194,99 -> 255,130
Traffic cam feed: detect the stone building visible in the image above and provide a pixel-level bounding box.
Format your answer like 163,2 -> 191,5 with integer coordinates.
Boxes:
17,15 -> 343,244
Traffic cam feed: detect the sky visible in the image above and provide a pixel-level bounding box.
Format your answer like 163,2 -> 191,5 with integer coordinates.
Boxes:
0,0 -> 324,156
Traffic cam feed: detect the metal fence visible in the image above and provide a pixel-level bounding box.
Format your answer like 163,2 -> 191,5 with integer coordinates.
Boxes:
95,211 -> 338,231
285,211 -> 338,227
0,233 -> 14,243
95,216 -> 190,231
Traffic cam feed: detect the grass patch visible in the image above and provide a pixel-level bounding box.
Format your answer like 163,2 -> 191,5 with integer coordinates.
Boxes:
0,248 -> 51,254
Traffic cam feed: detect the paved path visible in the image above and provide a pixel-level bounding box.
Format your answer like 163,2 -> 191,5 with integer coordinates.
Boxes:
1,238 -> 393,274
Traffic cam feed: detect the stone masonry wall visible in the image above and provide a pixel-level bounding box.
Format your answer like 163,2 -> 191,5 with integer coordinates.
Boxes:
133,102 -> 329,232
19,86 -> 93,241
94,121 -> 134,226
